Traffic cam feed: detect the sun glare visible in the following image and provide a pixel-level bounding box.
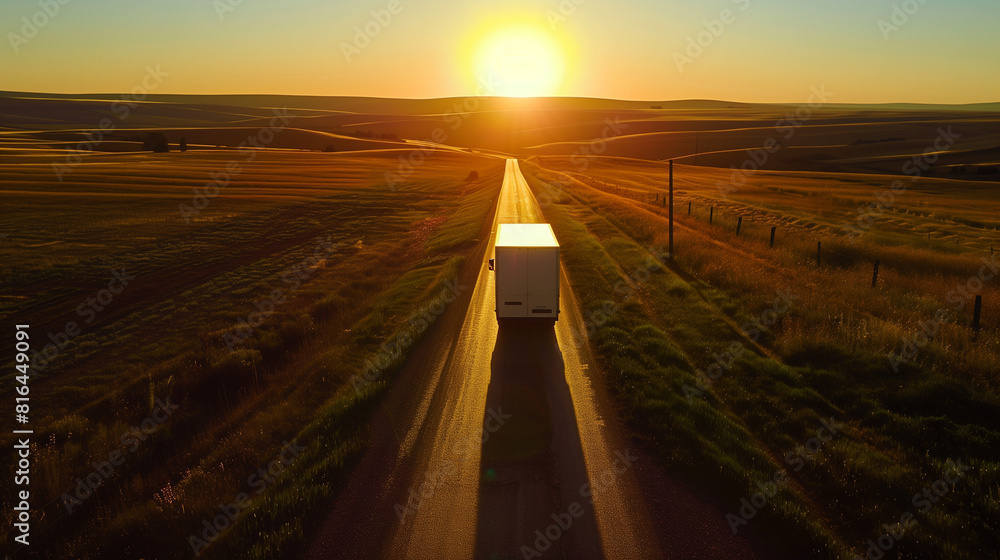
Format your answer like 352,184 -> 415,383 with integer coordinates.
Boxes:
471,26 -> 566,97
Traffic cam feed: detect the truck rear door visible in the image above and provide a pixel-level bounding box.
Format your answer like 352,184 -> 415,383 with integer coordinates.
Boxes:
497,247 -> 528,317
526,247 -> 558,318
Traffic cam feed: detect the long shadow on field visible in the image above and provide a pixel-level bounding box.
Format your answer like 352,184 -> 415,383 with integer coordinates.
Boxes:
474,320 -> 603,560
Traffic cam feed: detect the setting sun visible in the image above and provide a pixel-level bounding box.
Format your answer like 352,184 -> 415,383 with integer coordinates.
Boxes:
471,25 -> 566,97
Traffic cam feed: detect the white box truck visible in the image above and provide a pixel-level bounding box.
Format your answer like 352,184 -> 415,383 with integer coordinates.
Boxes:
489,223 -> 560,320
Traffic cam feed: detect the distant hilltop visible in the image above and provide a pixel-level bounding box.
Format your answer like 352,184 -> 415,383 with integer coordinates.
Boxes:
1,91 -> 998,115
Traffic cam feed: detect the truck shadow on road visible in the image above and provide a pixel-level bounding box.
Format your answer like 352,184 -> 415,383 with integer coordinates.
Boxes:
475,319 -> 604,560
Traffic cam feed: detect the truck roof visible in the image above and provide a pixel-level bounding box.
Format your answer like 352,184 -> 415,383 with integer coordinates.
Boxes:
496,223 -> 559,248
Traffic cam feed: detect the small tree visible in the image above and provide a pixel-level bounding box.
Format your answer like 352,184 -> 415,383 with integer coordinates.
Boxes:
179,137 -> 188,152
143,132 -> 170,153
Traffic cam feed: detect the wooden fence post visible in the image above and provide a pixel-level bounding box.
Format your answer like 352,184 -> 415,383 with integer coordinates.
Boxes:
973,295 -> 982,332
736,217 -> 743,236
770,227 -> 776,248
872,260 -> 880,288
709,207 -> 714,224
816,242 -> 822,266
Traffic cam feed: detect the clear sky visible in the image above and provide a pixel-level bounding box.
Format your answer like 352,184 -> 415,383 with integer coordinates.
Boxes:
2,0 -> 997,103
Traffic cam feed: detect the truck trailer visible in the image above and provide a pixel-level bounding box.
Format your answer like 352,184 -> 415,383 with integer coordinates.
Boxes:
489,223 -> 560,320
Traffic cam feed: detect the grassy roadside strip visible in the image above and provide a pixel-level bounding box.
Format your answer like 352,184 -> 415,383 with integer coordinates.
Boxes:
522,162 -> 1000,559
198,174 -> 502,560
201,257 -> 460,560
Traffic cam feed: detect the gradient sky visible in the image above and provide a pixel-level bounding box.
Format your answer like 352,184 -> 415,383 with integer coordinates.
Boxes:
1,0 -> 997,103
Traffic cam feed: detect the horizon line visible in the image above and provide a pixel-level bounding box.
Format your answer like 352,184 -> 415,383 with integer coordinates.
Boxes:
1,90 -> 998,108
